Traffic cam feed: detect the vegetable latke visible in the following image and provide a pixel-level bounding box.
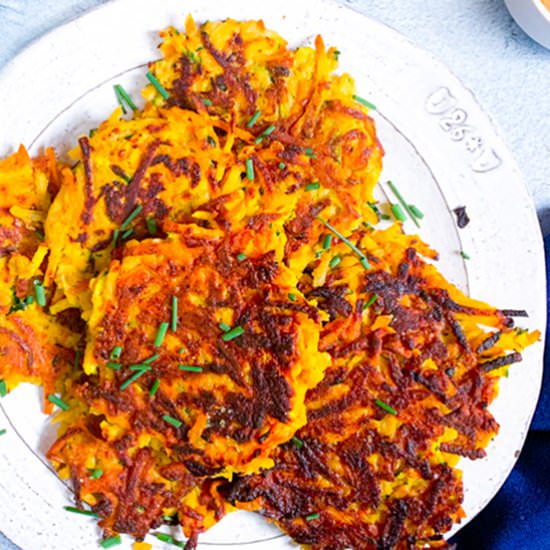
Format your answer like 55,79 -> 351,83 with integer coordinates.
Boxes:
0,13 -> 540,550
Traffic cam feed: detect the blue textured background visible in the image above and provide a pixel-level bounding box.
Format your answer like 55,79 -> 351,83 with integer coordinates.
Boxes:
0,1 -> 548,549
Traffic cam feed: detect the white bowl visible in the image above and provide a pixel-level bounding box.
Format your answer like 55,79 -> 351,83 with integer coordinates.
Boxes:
505,0 -> 550,49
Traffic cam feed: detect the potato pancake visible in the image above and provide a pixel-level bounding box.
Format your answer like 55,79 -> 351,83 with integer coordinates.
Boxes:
223,225 -> 539,549
0,146 -> 81,411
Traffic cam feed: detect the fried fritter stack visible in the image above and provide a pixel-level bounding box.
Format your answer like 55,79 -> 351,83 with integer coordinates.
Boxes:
0,15 -> 539,550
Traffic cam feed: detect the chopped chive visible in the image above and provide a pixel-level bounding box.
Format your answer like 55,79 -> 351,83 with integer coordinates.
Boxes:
150,378 -> 161,398
304,147 -> 316,158
368,202 -> 380,215
391,203 -> 407,222
48,394 -> 69,411
178,347 -> 185,354
129,364 -> 152,372
146,217 -> 158,235
317,217 -> 370,270
323,234 -> 333,250
34,280 -> 46,307
121,228 -> 134,240
219,322 -> 231,332
171,296 -> 178,332
110,346 -> 123,360
112,229 -> 119,247
64,506 -> 99,519
352,94 -> 376,110
255,124 -> 276,144
292,436 -> 304,449
120,368 -> 150,390
106,362 -> 122,370
153,532 -> 183,547
0,429 -> 6,436
89,468 -> 103,479
329,256 -> 341,268
305,513 -> 320,521
374,399 -> 397,416
387,180 -> 420,228
221,325 -> 245,342
146,71 -> 169,100
278,162 -> 286,170
237,253 -> 247,262
114,84 -> 137,113
381,213 -> 391,221
408,204 -> 424,220
460,251 -> 471,260
154,322 -> 169,348
120,204 -> 143,231
0,379 -> 7,397
163,415 -> 183,429
201,98 -> 213,106
306,182 -> 320,191
364,294 -> 378,309
360,257 -> 371,270
100,535 -> 122,549
247,110 -> 262,128
178,365 -> 204,373
288,293 -> 297,302
142,353 -> 159,365
25,296 -> 34,305
245,158 -> 254,181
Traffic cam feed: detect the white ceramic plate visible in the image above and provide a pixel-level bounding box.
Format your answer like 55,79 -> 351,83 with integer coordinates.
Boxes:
0,1 -> 546,548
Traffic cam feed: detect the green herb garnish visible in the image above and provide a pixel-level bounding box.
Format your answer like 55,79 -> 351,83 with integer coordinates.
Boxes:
34,280 -> 46,307
219,322 -> 231,332
0,429 -> 6,437
364,294 -> 378,309
374,399 -> 397,416
323,234 -> 333,250
0,379 -> 7,397
171,296 -> 178,332
120,204 -> 143,231
352,94 -> 376,110
245,158 -> 255,181
154,322 -> 169,347
110,346 -> 122,360
221,325 -> 245,342
100,535 -> 122,549
255,124 -> 276,144
178,365 -> 204,373
48,394 -> 69,411
288,293 -> 297,302
120,367 -> 150,390
278,162 -> 286,170
387,180 -> 420,227
89,468 -> 103,480
106,362 -> 122,370
317,217 -> 370,270
146,71 -> 169,100
237,253 -> 247,262
305,513 -> 320,521
143,353 -> 159,365
391,203 -> 406,222
329,256 -> 341,268
150,378 -> 161,398
201,98 -> 213,107
292,436 -> 304,449
153,532 -> 184,547
408,204 -> 424,220
306,182 -> 320,191
460,251 -> 471,260
247,110 -> 261,128
64,506 -> 99,518
163,415 -> 182,429
146,217 -> 158,235
114,84 -> 137,113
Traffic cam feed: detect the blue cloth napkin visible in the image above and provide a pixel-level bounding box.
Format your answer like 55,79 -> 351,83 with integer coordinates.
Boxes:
450,234 -> 550,550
